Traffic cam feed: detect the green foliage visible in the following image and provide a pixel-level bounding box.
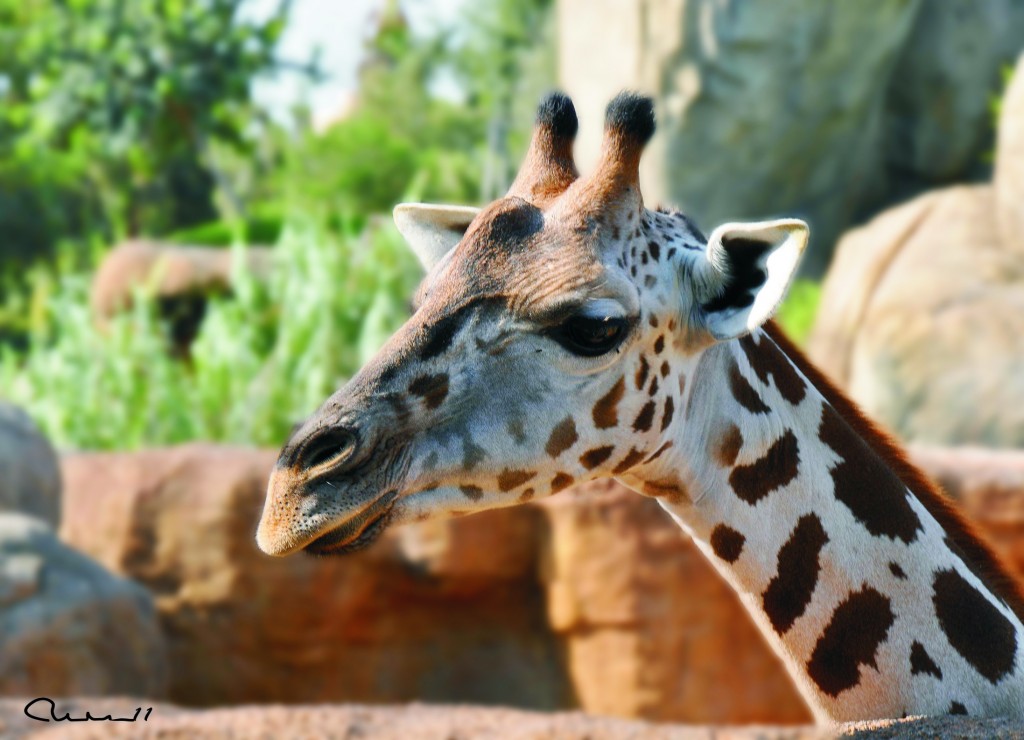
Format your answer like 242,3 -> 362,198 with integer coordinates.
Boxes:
0,0 -> 309,242
0,219 -> 421,450
167,209 -> 285,247
441,0 -> 556,199
0,145 -> 107,268
775,279 -> 822,347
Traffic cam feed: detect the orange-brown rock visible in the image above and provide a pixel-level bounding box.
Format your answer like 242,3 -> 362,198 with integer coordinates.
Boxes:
808,184 -> 1024,446
59,444 -> 568,709
0,514 -> 167,700
59,444 -> 812,724
911,445 -> 1024,580
540,479 -> 810,725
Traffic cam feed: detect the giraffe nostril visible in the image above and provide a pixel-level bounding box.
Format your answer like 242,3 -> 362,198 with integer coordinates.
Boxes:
299,427 -> 359,472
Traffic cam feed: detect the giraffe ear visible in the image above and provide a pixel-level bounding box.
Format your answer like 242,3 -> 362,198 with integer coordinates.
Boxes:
698,219 -> 809,340
393,203 -> 481,271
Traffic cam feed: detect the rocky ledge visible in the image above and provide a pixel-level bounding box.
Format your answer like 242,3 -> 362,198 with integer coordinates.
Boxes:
0,701 -> 1021,740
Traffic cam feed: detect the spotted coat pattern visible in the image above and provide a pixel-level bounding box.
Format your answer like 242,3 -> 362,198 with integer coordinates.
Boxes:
259,92 -> 1024,724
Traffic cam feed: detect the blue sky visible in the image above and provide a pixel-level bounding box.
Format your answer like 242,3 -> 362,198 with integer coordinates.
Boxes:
245,0 -> 467,126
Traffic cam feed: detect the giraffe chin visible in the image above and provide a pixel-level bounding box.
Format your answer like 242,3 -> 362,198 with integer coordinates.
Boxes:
302,489 -> 398,556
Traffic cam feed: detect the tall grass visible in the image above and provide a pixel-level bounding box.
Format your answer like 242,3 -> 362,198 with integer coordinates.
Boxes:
1,218 -> 822,452
0,219 -> 421,450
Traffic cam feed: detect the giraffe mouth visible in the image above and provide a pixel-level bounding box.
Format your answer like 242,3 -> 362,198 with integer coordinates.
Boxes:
303,489 -> 398,556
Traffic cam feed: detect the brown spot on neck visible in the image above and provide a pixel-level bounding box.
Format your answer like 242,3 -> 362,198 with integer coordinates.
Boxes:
633,401 -> 657,432
660,396 -> 675,432
807,586 -> 894,698
763,514 -> 829,634
739,334 -> 806,405
728,359 -> 771,415
612,447 -> 646,474
460,485 -> 484,501
764,321 -> 1024,622
818,403 -> 922,544
714,424 -> 744,467
909,641 -> 942,679
710,524 -> 745,563
728,429 -> 800,505
550,472 -> 575,493
635,356 -> 650,390
932,568 -> 1016,684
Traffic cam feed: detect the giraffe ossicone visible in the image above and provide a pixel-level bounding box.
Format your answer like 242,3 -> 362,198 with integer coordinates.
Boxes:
257,92 -> 1024,723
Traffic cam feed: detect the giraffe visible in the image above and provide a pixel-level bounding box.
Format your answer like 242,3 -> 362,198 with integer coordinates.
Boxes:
256,92 -> 1024,723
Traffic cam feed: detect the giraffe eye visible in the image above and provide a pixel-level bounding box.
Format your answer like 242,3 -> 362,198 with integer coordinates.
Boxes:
549,315 -> 629,357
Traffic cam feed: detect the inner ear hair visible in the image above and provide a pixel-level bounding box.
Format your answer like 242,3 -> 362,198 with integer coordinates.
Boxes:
701,237 -> 771,314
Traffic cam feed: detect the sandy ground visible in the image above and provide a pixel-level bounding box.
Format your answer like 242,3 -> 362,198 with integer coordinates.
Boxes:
1,699 -> 1021,740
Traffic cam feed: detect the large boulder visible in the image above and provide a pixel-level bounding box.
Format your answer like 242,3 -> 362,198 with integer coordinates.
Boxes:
541,480 -> 809,724
880,6 -> 1024,206
912,445 -> 1024,579
0,513 -> 166,698
60,444 -> 570,710
0,402 -> 61,527
808,183 -> 1024,446
996,54 -> 1024,250
60,444 -> 809,724
558,1 -> 1024,276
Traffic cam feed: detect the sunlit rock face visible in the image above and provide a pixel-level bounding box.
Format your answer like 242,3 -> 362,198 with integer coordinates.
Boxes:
809,58 -> 1024,448
59,444 -> 810,723
559,1 -> 1024,276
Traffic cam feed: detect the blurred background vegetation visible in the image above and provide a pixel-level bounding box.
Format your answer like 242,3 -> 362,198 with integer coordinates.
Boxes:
0,0 -> 814,451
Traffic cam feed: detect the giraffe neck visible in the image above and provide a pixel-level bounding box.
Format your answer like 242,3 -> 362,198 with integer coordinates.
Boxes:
627,326 -> 1024,723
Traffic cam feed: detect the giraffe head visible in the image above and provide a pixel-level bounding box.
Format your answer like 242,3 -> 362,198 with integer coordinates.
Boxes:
257,92 -> 808,556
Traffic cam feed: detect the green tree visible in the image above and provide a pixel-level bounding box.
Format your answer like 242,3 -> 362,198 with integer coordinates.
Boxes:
0,0 -> 313,243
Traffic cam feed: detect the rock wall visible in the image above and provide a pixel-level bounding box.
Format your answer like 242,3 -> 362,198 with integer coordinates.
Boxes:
57,442 -> 1024,724
543,481 -> 808,724
59,444 -> 810,724
0,513 -> 167,699
0,402 -> 61,527
808,55 -> 1024,446
59,445 -> 573,711
558,1 -> 1024,276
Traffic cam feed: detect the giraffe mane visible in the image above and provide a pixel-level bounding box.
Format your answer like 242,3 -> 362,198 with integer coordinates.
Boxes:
764,321 -> 1024,622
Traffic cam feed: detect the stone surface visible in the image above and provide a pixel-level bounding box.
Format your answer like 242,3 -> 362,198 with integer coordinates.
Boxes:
0,513 -> 166,699
911,445 -> 1024,580
541,479 -> 809,724
48,444 -> 1024,725
881,4 -> 1024,206
0,701 -> 1019,740
60,444 -> 809,723
0,402 -> 61,528
808,184 -> 1024,446
996,54 -> 1024,251
558,1 -> 1024,276
90,241 -> 273,349
59,444 -> 570,710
